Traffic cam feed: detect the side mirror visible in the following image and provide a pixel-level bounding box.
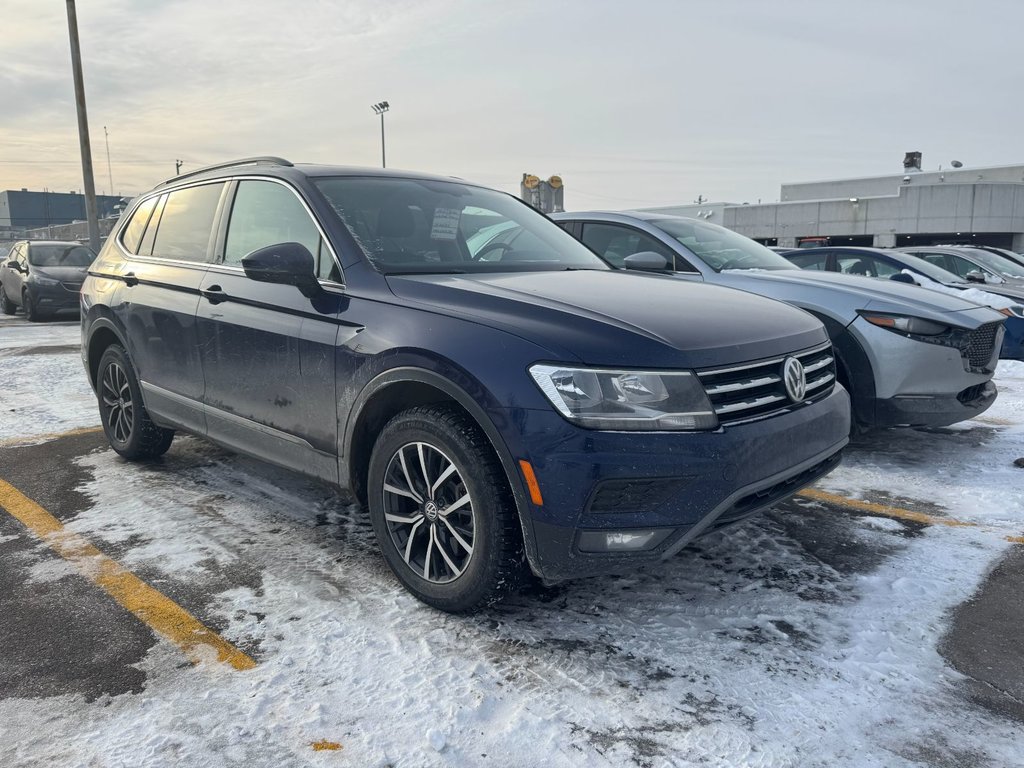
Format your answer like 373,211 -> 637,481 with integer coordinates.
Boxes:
889,272 -> 916,284
241,242 -> 321,298
964,270 -> 986,283
623,251 -> 670,272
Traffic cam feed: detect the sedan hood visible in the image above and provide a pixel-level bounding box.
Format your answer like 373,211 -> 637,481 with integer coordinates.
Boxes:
715,269 -> 1006,327
386,270 -> 827,369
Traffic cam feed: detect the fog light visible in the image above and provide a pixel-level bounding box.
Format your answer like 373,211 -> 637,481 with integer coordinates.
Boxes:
578,528 -> 674,553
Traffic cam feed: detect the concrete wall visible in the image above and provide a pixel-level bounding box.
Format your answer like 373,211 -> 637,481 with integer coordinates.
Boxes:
722,182 -> 1024,247
781,165 -> 1024,202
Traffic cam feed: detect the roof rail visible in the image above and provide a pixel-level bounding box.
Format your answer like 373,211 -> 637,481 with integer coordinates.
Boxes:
158,156 -> 293,187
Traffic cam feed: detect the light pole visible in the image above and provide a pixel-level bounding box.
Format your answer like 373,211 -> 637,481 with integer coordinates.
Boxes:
65,0 -> 100,252
371,101 -> 390,168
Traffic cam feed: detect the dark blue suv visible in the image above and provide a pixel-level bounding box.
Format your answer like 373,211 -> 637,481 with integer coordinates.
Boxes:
81,158 -> 850,611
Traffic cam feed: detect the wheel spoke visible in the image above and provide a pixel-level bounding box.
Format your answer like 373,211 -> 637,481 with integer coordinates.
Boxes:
385,511 -> 421,524
434,526 -> 463,578
423,525 -> 435,580
430,461 -> 457,496
384,483 -> 420,502
440,516 -> 473,555
397,449 -> 423,502
442,492 -> 472,516
102,394 -> 118,407
417,443 -> 431,492
403,518 -> 424,564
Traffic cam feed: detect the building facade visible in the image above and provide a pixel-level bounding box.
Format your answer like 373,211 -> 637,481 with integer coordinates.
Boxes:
0,190 -> 124,229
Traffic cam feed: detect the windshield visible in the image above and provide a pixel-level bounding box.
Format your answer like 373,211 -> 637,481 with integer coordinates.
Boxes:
28,244 -> 95,267
963,249 -> 1024,278
313,177 -> 609,274
650,218 -> 796,272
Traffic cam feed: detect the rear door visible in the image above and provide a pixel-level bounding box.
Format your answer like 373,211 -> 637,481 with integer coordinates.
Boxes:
117,182 -> 227,434
196,178 -> 344,481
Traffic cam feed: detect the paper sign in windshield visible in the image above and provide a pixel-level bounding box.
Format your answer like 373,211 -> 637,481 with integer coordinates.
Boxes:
430,208 -> 462,240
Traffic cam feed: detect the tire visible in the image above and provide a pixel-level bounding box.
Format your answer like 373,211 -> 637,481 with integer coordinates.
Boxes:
0,286 -> 14,315
367,404 -> 526,613
23,289 -> 43,322
96,344 -> 175,460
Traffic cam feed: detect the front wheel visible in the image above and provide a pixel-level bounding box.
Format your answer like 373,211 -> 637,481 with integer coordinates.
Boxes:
367,404 -> 526,612
22,289 -> 45,322
97,344 -> 175,460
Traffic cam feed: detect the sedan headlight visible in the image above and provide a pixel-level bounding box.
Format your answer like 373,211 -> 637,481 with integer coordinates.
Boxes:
31,275 -> 60,286
529,364 -> 718,431
859,312 -> 950,336
999,306 -> 1024,319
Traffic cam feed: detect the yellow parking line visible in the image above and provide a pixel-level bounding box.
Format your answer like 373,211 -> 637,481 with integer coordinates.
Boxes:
0,425 -> 103,449
797,488 -> 977,528
0,478 -> 256,671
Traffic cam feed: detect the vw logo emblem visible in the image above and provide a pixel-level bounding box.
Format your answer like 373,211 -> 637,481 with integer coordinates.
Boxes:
424,501 -> 439,521
783,357 -> 807,403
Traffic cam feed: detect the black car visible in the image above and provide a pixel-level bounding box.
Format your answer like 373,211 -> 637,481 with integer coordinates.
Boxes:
80,157 -> 850,612
0,240 -> 95,320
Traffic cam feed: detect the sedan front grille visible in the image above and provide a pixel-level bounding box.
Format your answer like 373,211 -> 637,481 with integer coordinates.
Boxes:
964,321 -> 1001,369
698,342 -> 836,425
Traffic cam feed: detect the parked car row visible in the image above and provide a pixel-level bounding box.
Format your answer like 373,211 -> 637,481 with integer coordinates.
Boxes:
61,159 -> 1009,611
0,240 -> 95,321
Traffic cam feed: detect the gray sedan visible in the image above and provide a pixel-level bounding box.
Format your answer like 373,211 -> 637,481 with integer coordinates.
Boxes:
549,212 -> 1005,431
0,240 -> 95,321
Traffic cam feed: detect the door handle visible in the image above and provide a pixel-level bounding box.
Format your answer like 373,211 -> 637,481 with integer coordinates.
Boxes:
124,272 -> 139,287
201,285 -> 228,304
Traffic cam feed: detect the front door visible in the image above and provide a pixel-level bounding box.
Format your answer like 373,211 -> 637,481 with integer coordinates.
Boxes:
196,179 -> 345,482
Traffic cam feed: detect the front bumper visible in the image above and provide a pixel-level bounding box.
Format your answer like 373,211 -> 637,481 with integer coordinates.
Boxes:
850,317 -> 1002,427
502,384 -> 851,581
30,281 -> 82,313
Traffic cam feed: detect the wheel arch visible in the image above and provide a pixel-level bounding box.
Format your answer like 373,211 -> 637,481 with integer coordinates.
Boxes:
343,367 -> 540,572
804,310 -> 877,427
84,315 -> 130,391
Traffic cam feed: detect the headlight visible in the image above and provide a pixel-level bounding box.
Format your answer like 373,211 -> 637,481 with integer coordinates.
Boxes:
999,306 -> 1024,319
529,364 -> 718,431
859,312 -> 949,336
32,275 -> 60,286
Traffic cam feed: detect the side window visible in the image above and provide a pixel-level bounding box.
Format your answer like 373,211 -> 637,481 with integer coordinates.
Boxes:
149,183 -> 225,262
836,254 -> 899,278
138,195 -> 168,256
946,254 -> 983,279
788,252 -> 830,271
120,196 -> 157,254
918,252 -> 951,273
580,223 -> 677,269
224,181 -> 336,279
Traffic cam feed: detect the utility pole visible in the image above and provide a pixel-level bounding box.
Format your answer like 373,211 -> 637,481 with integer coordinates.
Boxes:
372,101 -> 390,168
65,0 -> 100,252
175,159 -> 183,175
103,125 -> 114,198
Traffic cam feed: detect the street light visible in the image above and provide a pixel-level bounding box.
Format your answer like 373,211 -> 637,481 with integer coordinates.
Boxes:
371,101 -> 390,168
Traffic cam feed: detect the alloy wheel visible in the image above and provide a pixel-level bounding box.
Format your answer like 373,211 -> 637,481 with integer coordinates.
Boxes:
381,441 -> 475,584
101,361 -> 134,443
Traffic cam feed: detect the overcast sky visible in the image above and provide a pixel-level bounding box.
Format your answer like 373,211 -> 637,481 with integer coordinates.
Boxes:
1,0 -> 1021,209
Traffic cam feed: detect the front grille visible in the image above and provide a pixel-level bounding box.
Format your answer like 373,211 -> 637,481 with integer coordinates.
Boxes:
61,281 -> 83,293
964,321 -> 1001,369
587,477 -> 689,514
698,342 -> 836,425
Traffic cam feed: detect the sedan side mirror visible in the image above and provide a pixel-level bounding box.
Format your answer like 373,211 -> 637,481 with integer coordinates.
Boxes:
241,242 -> 322,298
623,251 -> 670,272
5,260 -> 19,271
965,270 -> 987,283
889,272 -> 916,284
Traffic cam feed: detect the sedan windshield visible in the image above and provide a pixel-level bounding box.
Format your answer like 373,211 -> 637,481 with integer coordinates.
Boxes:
28,244 -> 95,267
651,218 -> 795,272
964,249 -> 1024,279
313,177 -> 609,274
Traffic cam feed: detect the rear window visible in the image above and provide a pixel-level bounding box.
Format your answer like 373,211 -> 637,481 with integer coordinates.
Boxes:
149,183 -> 225,262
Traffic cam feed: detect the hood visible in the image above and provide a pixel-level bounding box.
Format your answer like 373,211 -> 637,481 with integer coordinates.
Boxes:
31,265 -> 90,281
386,270 -> 827,369
715,269 -> 1006,328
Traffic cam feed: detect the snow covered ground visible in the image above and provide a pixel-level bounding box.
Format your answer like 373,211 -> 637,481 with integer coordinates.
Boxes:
1,319 -> 1023,767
